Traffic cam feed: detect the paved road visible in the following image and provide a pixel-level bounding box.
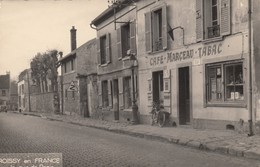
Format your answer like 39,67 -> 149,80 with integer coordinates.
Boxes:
0,112 -> 260,167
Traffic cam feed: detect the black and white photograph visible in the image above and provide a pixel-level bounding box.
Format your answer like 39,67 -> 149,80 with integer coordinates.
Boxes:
0,0 -> 260,166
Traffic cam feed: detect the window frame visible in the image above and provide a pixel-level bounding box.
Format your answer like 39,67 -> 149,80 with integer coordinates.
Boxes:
205,60 -> 246,107
100,35 -> 107,65
145,3 -> 167,53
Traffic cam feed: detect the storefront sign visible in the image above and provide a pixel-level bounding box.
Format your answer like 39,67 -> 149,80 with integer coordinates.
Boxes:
149,43 -> 223,66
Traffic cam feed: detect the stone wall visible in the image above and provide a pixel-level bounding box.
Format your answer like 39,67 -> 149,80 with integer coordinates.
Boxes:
31,92 -> 54,113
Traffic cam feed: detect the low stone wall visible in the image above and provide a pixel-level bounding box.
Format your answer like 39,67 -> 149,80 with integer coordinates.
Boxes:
31,92 -> 54,113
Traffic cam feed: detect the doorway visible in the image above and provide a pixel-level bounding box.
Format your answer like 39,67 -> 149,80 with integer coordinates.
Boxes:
113,79 -> 119,120
152,71 -> 164,106
178,67 -> 191,125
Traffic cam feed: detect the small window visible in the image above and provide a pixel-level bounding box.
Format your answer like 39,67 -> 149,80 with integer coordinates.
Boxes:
64,63 -> 67,73
102,80 -> 108,107
100,35 -> 107,65
124,76 -> 132,109
71,59 -> 74,71
2,90 -> 6,96
206,61 -> 244,105
65,89 -> 68,98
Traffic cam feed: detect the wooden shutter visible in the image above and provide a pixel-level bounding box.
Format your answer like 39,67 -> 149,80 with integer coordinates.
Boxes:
108,80 -> 112,107
117,28 -> 122,59
130,20 -> 136,54
220,0 -> 231,36
106,33 -> 111,63
162,4 -> 167,50
196,0 -> 204,41
147,78 -> 153,107
97,38 -> 101,65
145,12 -> 152,53
118,77 -> 124,108
163,70 -> 171,107
98,81 -> 102,107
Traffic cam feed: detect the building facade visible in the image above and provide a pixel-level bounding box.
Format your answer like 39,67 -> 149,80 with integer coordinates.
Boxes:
0,72 -> 10,110
135,0 -> 259,133
59,26 -> 98,117
91,0 -> 138,122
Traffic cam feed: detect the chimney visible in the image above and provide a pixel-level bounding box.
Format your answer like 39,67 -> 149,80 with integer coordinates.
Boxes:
70,26 -> 77,51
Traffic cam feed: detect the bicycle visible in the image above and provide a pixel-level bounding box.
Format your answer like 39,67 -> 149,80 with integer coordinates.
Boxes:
150,101 -> 170,127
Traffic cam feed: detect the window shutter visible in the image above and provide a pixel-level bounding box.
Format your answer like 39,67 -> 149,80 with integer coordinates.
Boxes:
98,81 -> 102,107
162,4 -> 167,50
130,20 -> 136,54
106,33 -> 111,63
220,0 -> 231,36
117,28 -> 122,59
196,0 -> 204,41
97,38 -> 101,65
108,80 -> 112,107
163,70 -> 171,107
145,12 -> 152,53
118,77 -> 124,108
147,78 -> 153,107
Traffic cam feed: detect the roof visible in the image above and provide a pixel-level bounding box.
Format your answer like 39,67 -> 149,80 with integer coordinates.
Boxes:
0,74 -> 10,89
59,38 -> 96,63
91,0 -> 136,27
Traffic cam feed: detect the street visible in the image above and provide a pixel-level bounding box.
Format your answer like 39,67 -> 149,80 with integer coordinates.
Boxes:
0,112 -> 259,167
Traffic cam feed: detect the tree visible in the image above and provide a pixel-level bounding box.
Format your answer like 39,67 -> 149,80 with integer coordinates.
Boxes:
30,50 -> 62,113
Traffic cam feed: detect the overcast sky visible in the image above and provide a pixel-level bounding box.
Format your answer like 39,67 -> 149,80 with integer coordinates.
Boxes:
0,0 -> 108,80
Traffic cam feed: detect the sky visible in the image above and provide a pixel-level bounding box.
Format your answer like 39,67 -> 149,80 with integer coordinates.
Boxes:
0,0 -> 108,80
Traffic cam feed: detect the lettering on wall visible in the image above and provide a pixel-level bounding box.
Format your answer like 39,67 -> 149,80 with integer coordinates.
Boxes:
149,43 -> 223,66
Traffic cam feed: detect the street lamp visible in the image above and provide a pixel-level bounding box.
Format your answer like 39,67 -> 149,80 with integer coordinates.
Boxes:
129,51 -> 139,124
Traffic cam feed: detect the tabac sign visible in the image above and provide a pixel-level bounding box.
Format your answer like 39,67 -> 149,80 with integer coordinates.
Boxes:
149,35 -> 243,67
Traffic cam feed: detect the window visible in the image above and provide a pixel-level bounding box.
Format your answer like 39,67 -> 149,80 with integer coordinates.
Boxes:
71,59 -> 74,71
121,24 -> 130,58
145,4 -> 167,52
98,34 -> 111,65
100,35 -> 107,64
65,89 -> 68,98
206,61 -> 244,105
117,21 -> 136,59
64,63 -> 67,73
196,0 -> 231,41
123,76 -> 132,109
2,90 -> 6,96
102,80 -> 108,107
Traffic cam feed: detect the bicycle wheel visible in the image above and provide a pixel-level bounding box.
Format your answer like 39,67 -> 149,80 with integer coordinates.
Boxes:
158,112 -> 166,127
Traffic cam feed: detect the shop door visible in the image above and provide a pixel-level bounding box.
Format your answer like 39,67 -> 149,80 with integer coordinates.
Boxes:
178,67 -> 190,125
153,71 -> 164,106
113,79 -> 119,120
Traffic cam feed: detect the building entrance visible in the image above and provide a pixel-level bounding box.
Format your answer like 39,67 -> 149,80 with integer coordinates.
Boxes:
178,67 -> 191,125
152,71 -> 164,106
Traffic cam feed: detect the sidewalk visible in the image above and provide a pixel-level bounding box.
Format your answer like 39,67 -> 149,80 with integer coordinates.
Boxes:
12,111 -> 260,161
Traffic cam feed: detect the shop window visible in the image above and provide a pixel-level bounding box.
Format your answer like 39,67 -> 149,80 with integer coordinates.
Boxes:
206,61 -> 244,105
123,76 -> 132,109
102,80 -> 109,107
196,0 -> 231,41
145,4 -> 167,53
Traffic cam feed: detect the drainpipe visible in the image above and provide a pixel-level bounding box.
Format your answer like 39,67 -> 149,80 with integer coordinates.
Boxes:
248,0 -> 254,136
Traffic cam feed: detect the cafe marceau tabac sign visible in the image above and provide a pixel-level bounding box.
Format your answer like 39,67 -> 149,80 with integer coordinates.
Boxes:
149,35 -> 243,67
